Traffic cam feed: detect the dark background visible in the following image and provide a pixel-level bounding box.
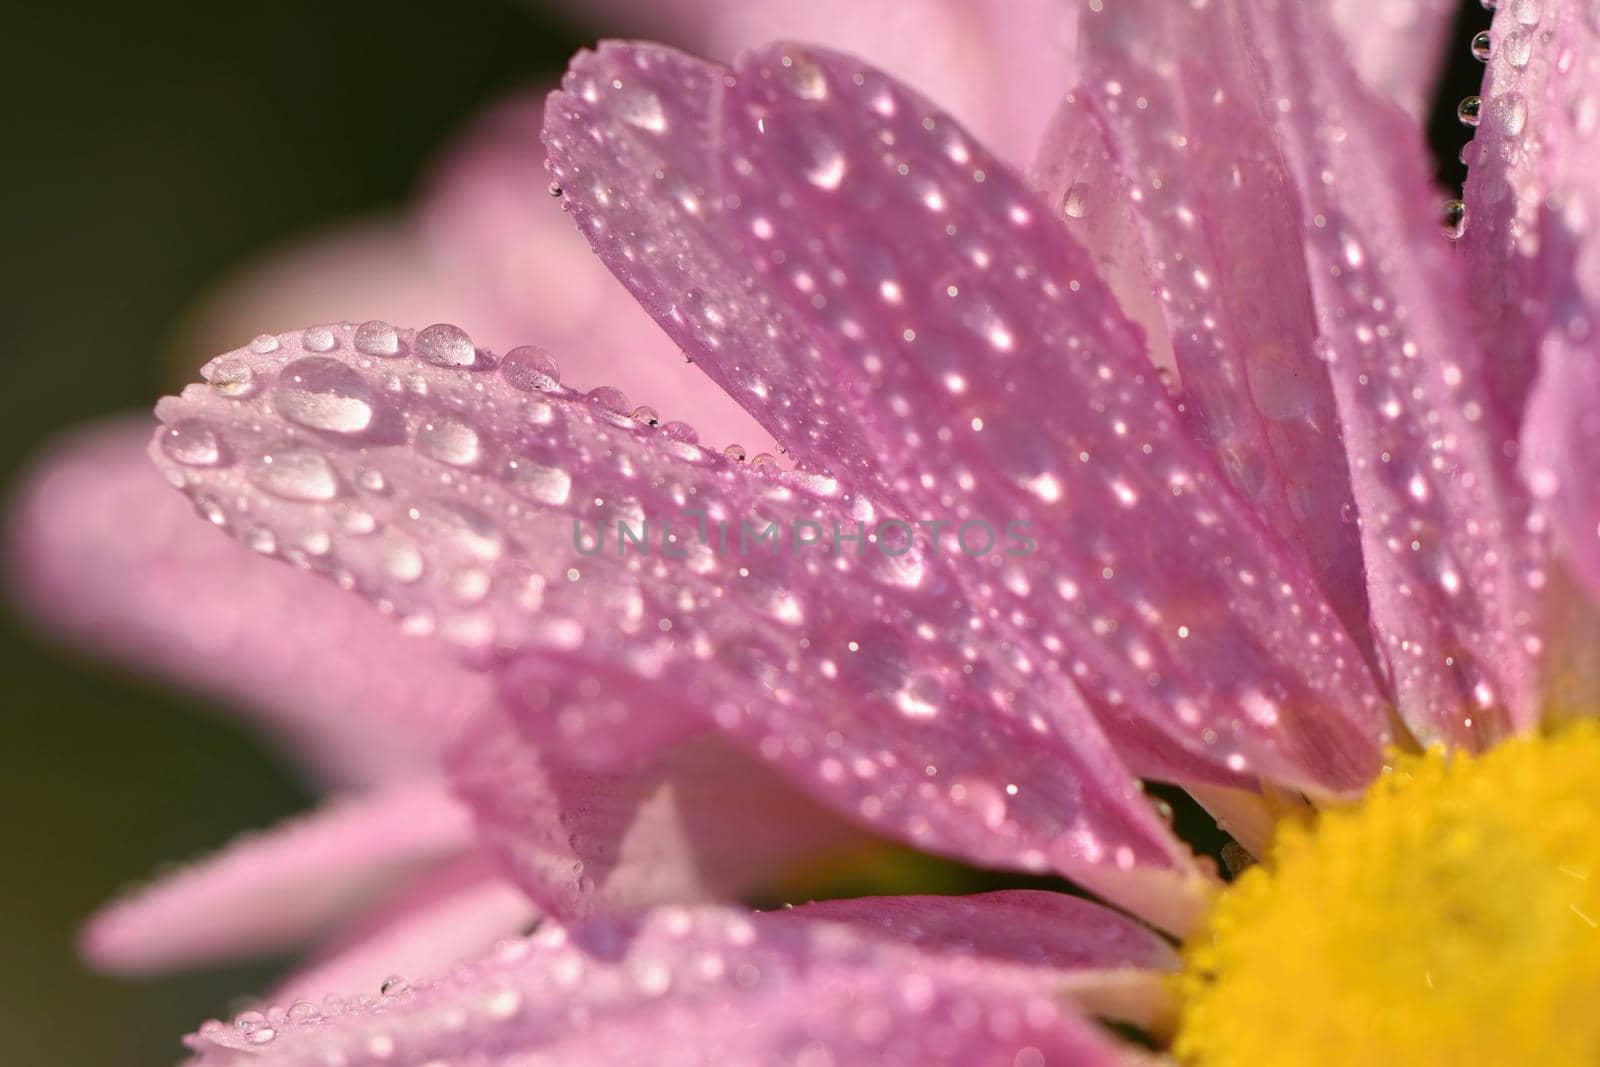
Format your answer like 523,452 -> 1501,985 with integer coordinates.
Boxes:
0,3 -> 1489,1063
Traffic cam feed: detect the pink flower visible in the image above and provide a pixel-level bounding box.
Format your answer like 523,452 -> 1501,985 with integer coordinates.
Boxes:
19,0 -> 1596,1062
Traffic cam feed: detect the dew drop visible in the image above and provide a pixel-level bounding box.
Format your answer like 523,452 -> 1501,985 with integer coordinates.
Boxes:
245,525 -> 278,555
1502,28 -> 1533,68
250,448 -> 340,501
585,386 -> 630,414
379,975 -> 408,997
662,421 -> 699,444
500,345 -> 560,391
274,357 -> 377,434
302,326 -> 338,353
508,461 -> 572,506
1061,181 -> 1091,219
1441,199 -> 1469,241
416,417 -> 482,467
630,405 -> 661,427
249,334 -> 280,355
193,494 -> 227,527
160,420 -> 223,466
415,323 -> 477,367
1471,31 -> 1493,62
202,355 -> 255,397
724,443 -> 748,462
1457,95 -> 1482,127
357,467 -> 388,494
381,535 -> 426,583
548,181 -> 564,198
354,320 -> 401,357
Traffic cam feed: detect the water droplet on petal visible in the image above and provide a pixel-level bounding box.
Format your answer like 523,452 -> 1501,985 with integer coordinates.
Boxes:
1457,95 -> 1482,127
509,461 -> 572,506
274,357 -> 377,434
250,447 -> 340,501
1491,93 -> 1527,137
548,181 -> 564,197
379,975 -> 408,997
1441,199 -> 1469,241
416,417 -> 482,467
585,386 -> 630,414
1471,31 -> 1493,62
630,405 -> 660,427
500,345 -> 560,391
724,443 -> 747,462
1062,181 -> 1091,219
354,320 -> 401,356
415,323 -> 477,367
662,421 -> 699,444
160,420 -> 224,466
202,355 -> 255,397
249,334 -> 280,355
302,326 -> 338,353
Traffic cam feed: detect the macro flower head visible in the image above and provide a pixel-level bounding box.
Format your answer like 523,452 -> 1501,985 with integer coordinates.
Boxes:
11,0 -> 1600,1064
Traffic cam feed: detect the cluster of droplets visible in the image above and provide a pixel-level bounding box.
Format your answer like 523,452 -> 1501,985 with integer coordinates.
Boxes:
1447,0 -> 1541,239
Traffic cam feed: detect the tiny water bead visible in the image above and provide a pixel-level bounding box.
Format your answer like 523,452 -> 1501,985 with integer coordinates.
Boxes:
1176,721 -> 1600,1067
1457,95 -> 1483,127
1441,199 -> 1469,241
1471,31 -> 1493,62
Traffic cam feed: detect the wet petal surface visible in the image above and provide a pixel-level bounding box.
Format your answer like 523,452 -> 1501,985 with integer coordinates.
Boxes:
546,41 -> 1388,792
151,321 -> 1208,932
185,899 -> 1147,1066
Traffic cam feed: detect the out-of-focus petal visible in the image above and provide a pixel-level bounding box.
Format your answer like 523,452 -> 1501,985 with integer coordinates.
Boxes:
450,705 -> 875,920
6,419 -> 490,785
1326,0 -> 1460,121
545,41 -> 1388,794
553,0 -> 1077,164
1461,1 -> 1600,602
1232,0 -> 1542,744
81,782 -> 474,974
185,900 -> 1149,1066
276,854 -> 537,1005
150,322 -> 1210,933
1049,9 -> 1370,660
417,92 -> 769,452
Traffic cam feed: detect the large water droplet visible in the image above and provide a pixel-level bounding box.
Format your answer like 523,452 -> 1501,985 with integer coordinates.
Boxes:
249,447 -> 340,501
161,420 -> 224,466
416,417 -> 482,467
1491,93 -> 1528,137
500,345 -> 560,391
586,386 -> 631,414
1441,199 -> 1468,241
1470,31 -> 1493,62
415,323 -> 476,367
354,320 -> 401,357
274,357 -> 377,434
1457,95 -> 1483,127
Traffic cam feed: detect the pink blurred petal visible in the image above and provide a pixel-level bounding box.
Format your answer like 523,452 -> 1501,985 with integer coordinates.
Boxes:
545,41 -> 1388,793
150,321 -> 1210,933
1234,0 -> 1542,743
1326,0 -> 1459,120
185,900 -> 1148,1066
450,704 -> 877,921
1047,8 -> 1371,662
1461,2 -> 1600,601
418,92 -> 770,452
277,854 -> 537,1005
82,782 -> 474,974
6,419 -> 490,785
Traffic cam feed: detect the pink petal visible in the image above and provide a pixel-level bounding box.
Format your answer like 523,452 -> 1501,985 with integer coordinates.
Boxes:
81,782 -> 474,974
1326,0 -> 1460,120
551,0 -> 1078,164
185,901 -> 1146,1066
1047,9 -> 1371,660
1461,2 -> 1600,601
276,855 -> 537,1005
545,42 -> 1388,793
7,419 -> 489,785
451,704 -> 875,921
151,322 -> 1209,933
1231,0 -> 1542,743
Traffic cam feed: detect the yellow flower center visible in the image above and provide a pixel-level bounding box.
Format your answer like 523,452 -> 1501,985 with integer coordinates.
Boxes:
1175,720 -> 1600,1066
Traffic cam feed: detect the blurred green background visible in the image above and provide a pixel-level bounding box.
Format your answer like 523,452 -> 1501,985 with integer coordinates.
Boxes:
0,3 -> 579,1062
0,2 -> 1489,1064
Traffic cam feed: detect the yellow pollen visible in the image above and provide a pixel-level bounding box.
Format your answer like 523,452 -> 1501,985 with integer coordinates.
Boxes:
1175,720 -> 1600,1066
